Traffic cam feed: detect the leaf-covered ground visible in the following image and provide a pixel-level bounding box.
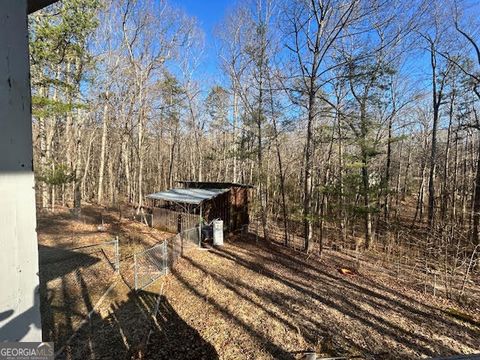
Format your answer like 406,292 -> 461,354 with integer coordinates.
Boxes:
36,205 -> 172,356
39,208 -> 480,359
141,235 -> 480,359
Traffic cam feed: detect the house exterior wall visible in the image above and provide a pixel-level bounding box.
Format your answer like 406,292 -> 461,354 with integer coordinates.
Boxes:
0,0 -> 42,342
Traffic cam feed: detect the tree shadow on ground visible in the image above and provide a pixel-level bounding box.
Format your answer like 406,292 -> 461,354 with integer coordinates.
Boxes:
144,295 -> 219,359
38,244 -> 101,347
193,234 -> 480,359
171,268 -> 296,360
39,243 -> 215,360
60,290 -> 219,360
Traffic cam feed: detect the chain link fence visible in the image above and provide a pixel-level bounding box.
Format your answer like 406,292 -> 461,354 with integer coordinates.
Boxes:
181,227 -> 201,247
168,233 -> 182,269
133,227 -> 201,290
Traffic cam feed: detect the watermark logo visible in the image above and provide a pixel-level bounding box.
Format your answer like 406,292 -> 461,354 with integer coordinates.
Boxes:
0,342 -> 53,360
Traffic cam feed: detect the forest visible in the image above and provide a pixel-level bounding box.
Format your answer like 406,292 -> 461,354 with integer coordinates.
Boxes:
30,0 -> 480,302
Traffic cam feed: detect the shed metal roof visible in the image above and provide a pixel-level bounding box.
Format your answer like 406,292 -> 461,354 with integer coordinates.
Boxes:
178,180 -> 254,189
146,188 -> 229,205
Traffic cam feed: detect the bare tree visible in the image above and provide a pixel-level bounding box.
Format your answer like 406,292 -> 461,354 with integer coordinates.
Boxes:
283,0 -> 359,251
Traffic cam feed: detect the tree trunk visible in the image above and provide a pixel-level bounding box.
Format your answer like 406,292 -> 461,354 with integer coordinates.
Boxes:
440,92 -> 454,223
137,83 -> 144,212
384,116 -> 393,220
268,81 -> 288,246
38,108 -> 48,209
473,140 -> 480,245
303,87 -> 315,252
97,94 -> 109,204
73,110 -> 84,215
82,131 -> 95,201
362,150 -> 372,249
428,44 -> 443,228
452,134 -> 459,222
338,116 -> 347,243
232,89 -> 238,183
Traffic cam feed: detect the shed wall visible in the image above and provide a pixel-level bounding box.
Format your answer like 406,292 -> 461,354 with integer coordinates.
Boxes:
229,187 -> 249,231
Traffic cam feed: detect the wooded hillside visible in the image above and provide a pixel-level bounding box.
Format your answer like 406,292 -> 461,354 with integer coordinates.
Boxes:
30,0 -> 480,302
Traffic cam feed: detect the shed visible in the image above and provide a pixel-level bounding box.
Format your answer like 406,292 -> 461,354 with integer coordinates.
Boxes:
145,181 -> 252,234
178,181 -> 253,231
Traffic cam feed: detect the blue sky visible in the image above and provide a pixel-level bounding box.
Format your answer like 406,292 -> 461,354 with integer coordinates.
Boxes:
171,0 -> 234,79
170,0 -> 230,32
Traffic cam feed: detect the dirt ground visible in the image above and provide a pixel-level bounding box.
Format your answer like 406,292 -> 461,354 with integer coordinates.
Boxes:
37,204 -> 171,250
37,206 -> 480,359
36,204 -> 173,354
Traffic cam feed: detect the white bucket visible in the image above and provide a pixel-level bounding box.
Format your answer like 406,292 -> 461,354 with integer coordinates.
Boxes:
213,220 -> 224,246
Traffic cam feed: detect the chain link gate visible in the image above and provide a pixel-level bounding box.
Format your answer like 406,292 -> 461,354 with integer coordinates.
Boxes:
134,240 -> 168,290
132,227 -> 201,291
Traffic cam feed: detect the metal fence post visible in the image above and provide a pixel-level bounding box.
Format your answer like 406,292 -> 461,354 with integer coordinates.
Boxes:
179,231 -> 184,256
163,240 -> 168,275
198,204 -> 202,247
134,254 -> 138,291
115,236 -> 120,273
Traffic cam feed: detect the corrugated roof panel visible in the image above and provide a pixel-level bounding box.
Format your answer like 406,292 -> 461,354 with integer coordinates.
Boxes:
146,188 -> 229,205
177,180 -> 254,189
